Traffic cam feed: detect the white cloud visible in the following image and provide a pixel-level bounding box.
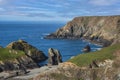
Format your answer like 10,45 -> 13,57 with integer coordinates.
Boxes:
89,0 -> 119,6
17,6 -> 49,11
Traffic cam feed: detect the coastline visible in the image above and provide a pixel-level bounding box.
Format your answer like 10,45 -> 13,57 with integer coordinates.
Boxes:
0,15 -> 120,80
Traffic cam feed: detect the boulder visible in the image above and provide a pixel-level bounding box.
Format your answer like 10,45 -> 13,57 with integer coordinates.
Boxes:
6,40 -> 47,63
0,62 -> 4,72
82,45 -> 91,52
48,48 -> 62,65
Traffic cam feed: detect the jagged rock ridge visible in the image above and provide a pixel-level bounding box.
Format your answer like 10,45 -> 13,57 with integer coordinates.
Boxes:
45,15 -> 120,46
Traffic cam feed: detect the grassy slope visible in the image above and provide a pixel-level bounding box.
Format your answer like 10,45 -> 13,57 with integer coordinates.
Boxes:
0,48 -> 25,61
69,44 -> 120,67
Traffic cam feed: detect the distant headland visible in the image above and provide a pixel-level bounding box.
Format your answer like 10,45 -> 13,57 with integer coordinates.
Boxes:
45,15 -> 120,47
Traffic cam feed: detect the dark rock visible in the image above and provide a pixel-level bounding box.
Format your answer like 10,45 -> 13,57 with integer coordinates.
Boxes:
0,65 -> 4,72
82,45 -> 91,52
0,55 -> 39,73
4,61 -> 15,70
16,56 -> 39,69
48,48 -> 62,65
0,61 -> 17,71
6,40 -> 47,63
44,33 -> 57,39
18,63 -> 28,74
89,60 -> 99,68
0,46 -> 3,48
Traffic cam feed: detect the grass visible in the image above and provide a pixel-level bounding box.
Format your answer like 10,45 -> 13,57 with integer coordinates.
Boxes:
0,48 -> 25,61
69,43 -> 120,67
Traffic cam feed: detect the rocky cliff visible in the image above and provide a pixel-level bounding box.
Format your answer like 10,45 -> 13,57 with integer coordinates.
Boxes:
45,15 -> 120,46
0,48 -> 38,73
0,40 -> 48,76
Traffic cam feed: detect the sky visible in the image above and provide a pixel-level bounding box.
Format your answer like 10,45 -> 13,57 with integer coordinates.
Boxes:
0,0 -> 120,21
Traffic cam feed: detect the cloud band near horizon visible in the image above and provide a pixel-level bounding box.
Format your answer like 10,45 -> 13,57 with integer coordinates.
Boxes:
0,0 -> 120,21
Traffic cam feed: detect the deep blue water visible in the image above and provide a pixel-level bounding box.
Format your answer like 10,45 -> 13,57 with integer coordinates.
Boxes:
0,21 -> 102,63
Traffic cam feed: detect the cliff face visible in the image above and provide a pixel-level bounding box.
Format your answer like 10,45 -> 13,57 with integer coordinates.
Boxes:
0,48 -> 38,73
45,15 -> 120,46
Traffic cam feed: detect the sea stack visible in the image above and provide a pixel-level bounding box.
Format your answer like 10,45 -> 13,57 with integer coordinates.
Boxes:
48,48 -> 62,65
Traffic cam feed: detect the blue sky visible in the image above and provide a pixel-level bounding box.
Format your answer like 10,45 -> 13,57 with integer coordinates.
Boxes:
0,0 -> 120,21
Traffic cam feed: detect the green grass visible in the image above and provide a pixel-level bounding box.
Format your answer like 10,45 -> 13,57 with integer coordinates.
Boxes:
69,44 -> 120,67
0,48 -> 25,61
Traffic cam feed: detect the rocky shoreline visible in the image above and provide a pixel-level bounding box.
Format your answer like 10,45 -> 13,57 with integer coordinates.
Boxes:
45,15 -> 120,47
0,15 -> 120,80
0,40 -> 63,79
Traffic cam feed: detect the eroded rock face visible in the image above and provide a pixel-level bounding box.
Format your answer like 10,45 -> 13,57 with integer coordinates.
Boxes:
0,56 -> 38,72
45,15 -> 120,46
48,48 -> 62,65
6,40 -> 47,63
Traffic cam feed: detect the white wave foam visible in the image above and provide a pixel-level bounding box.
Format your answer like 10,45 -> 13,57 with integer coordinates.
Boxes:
92,48 -> 102,51
42,33 -> 50,36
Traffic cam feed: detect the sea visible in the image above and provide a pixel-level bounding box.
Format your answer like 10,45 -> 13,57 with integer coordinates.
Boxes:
0,21 -> 102,64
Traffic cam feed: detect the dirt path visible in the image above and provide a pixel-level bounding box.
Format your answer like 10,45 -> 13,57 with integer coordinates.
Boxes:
12,65 -> 58,80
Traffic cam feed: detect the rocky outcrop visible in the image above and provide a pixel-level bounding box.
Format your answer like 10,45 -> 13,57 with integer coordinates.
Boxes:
48,48 -> 62,65
82,45 -> 91,52
32,62 -> 120,80
45,15 -> 120,46
6,40 -> 47,63
0,56 -> 38,73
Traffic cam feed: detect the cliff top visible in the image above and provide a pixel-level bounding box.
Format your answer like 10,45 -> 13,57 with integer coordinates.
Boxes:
69,43 -> 120,67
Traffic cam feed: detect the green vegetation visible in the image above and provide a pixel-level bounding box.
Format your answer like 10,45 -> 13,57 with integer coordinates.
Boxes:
69,44 -> 120,67
0,48 -> 25,61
